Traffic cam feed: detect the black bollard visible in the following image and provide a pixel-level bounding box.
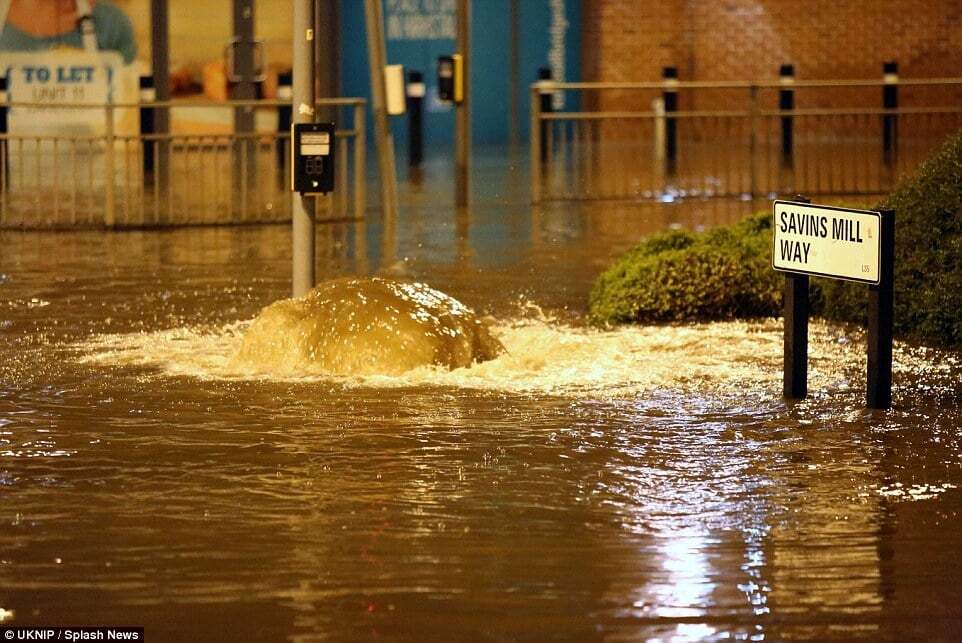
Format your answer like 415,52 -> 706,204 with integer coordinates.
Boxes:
882,61 -> 899,167
406,70 -> 424,168
0,77 -> 7,194
662,66 -> 678,174
538,67 -> 553,163
779,64 -> 795,167
277,70 -> 293,176
139,75 -> 155,176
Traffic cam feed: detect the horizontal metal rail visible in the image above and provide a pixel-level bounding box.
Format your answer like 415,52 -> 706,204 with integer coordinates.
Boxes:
0,98 -> 366,110
0,130 -> 360,143
0,98 -> 367,229
535,77 -> 962,92
542,106 -> 962,121
531,78 -> 962,204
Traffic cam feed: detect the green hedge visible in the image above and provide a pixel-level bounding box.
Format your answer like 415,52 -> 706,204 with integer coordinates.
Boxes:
589,214 -> 781,323
589,129 -> 962,349
820,131 -> 962,348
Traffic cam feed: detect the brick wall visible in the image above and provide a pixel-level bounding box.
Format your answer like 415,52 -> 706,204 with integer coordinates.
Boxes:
581,0 -> 962,111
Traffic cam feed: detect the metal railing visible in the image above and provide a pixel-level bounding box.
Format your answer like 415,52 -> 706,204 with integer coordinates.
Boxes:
531,78 -> 962,202
0,98 -> 366,229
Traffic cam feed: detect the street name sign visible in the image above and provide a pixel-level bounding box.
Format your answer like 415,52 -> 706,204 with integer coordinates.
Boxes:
772,200 -> 881,285
772,197 -> 895,410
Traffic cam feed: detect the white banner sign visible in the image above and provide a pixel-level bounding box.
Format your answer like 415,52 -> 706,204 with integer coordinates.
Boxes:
772,201 -> 882,285
0,51 -> 140,213
2,51 -> 138,136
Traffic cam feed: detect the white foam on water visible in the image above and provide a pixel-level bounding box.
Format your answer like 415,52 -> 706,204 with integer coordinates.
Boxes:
75,317 -> 877,398
873,482 -> 959,502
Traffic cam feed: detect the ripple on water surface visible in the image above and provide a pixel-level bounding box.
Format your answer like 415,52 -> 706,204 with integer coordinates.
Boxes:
0,306 -> 957,641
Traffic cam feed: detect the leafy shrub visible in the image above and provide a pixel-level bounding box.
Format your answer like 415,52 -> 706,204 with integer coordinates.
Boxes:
819,130 -> 962,347
589,213 -> 782,324
589,129 -> 962,349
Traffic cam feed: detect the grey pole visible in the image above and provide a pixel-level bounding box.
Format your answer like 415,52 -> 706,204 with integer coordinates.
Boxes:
149,0 -> 170,194
292,0 -> 316,297
314,0 -> 341,121
232,0 -> 258,218
455,0 -> 471,208
363,0 -> 399,221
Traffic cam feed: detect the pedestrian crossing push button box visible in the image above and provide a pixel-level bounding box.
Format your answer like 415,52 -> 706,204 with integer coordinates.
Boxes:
437,54 -> 463,104
291,122 -> 335,194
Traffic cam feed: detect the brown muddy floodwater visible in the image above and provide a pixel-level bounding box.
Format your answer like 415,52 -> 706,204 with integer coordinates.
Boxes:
1,181 -> 962,641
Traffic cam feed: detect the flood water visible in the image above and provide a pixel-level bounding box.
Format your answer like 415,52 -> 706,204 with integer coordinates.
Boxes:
2,155 -> 962,641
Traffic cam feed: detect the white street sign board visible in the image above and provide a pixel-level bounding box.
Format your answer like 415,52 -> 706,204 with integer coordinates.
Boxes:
772,201 -> 882,285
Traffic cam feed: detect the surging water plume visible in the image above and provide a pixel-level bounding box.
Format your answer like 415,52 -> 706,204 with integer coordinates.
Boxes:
229,278 -> 503,376
76,314 -> 922,398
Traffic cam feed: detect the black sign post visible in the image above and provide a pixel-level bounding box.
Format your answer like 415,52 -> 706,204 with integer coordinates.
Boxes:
783,195 -> 810,400
867,209 -> 896,409
774,198 -> 895,410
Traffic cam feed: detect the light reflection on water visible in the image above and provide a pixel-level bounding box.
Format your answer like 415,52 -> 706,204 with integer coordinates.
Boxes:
1,179 -> 962,640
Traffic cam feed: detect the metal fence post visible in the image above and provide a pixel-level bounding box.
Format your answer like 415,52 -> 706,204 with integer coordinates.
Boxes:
354,101 -> 366,219
662,67 -> 678,175
538,67 -> 553,163
779,64 -> 795,166
530,84 -> 542,203
277,70 -> 292,177
882,61 -> 899,168
406,70 -> 424,168
653,96 -> 666,193
104,102 -> 117,227
139,75 -> 155,176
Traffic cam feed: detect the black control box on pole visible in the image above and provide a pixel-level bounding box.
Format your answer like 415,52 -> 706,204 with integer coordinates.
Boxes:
291,122 -> 335,195
779,64 -> 795,166
882,61 -> 899,167
662,66 -> 678,174
437,55 -> 462,103
538,66 -> 553,163
406,70 -> 424,167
